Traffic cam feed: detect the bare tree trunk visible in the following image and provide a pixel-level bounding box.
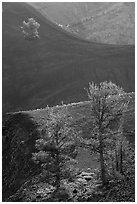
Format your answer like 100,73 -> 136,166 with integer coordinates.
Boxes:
55,173 -> 60,191
55,151 -> 60,191
99,134 -> 106,186
54,129 -> 61,191
118,113 -> 125,175
119,143 -> 123,174
115,149 -> 119,171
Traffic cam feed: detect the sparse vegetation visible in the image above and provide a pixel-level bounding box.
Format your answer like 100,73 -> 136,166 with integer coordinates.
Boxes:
2,2 -> 135,202
21,18 -> 40,40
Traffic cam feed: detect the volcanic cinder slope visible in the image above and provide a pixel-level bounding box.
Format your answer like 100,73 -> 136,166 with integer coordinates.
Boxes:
2,2 -> 135,113
29,2 -> 135,45
2,93 -> 135,201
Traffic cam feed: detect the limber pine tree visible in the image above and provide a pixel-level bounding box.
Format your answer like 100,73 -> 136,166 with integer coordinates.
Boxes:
109,112 -> 134,179
85,81 -> 129,185
32,107 -> 78,192
21,18 -> 40,40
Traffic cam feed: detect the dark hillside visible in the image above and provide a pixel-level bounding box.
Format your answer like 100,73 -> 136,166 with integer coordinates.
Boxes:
2,93 -> 135,200
2,113 -> 41,200
3,2 -> 134,113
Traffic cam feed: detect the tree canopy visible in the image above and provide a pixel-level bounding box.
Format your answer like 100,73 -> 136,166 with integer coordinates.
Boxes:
85,81 -> 130,185
21,18 -> 40,40
32,108 -> 78,191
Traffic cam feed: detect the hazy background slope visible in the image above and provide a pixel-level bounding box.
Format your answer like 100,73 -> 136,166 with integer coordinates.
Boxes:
29,2 -> 135,45
2,2 -> 135,113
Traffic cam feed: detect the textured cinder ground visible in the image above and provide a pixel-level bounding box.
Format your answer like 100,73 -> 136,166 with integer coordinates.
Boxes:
3,2 -> 134,113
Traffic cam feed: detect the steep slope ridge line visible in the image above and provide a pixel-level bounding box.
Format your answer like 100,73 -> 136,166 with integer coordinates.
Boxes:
3,2 -> 135,113
29,2 -> 135,45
